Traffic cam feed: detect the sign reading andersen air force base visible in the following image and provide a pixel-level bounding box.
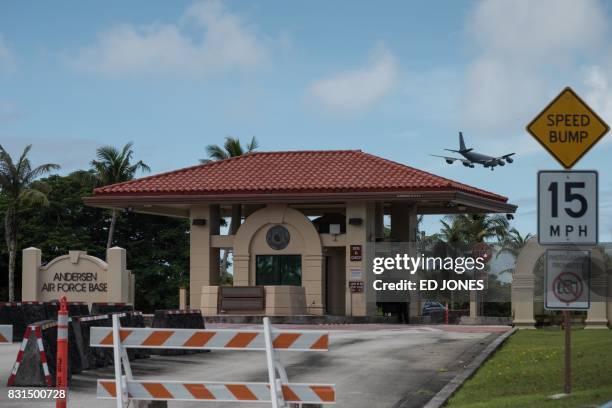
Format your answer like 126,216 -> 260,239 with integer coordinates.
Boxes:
527,87 -> 609,169
545,249 -> 590,310
538,170 -> 598,245
21,247 -> 134,305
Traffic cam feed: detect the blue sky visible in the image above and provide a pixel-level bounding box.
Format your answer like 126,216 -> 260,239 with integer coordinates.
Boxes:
1,0 -> 612,240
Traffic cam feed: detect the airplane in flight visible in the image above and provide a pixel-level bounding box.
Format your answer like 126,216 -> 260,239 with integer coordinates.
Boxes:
431,132 -> 515,171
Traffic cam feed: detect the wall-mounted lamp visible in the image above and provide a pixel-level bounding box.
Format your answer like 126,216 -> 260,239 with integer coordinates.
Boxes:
348,217 -> 363,226
192,218 -> 207,226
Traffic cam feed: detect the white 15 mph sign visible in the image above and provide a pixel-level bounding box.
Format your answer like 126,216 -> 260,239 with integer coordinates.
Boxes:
538,170 -> 598,245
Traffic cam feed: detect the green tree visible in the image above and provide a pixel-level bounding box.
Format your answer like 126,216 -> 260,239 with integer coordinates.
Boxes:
497,227 -> 534,275
439,218 -> 466,246
200,136 -> 259,163
201,136 -> 259,284
498,227 -> 533,258
77,143 -> 150,248
0,145 -> 59,301
4,171 -> 189,310
443,214 -> 509,244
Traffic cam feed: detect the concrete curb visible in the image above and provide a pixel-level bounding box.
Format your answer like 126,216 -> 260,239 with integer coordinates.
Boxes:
423,327 -> 518,408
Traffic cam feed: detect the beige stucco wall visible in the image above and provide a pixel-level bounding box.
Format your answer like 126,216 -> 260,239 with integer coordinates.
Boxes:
345,202 -> 377,316
189,205 -> 220,309
326,247 -> 346,315
233,204 -> 323,314
512,237 -> 610,329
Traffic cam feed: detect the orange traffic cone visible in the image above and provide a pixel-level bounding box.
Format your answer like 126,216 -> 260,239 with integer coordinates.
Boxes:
56,297 -> 68,408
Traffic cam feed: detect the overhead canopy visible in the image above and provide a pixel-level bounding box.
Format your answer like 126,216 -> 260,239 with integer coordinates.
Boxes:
83,150 -> 517,216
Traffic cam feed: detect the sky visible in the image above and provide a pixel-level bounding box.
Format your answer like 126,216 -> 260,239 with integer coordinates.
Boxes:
1,0 -> 612,240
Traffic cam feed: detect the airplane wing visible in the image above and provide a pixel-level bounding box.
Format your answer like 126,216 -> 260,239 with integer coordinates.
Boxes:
493,153 -> 516,163
430,154 -> 473,165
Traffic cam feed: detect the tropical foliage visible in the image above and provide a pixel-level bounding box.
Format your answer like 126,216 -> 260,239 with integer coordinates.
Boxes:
201,136 -> 259,285
0,145 -> 59,301
74,143 -> 150,248
0,171 -> 188,311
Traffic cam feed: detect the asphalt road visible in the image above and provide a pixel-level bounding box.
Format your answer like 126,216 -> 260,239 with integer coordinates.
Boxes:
0,324 -> 509,408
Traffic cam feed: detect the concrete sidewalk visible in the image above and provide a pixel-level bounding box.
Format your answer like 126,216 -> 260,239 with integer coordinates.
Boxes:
0,324 -> 510,408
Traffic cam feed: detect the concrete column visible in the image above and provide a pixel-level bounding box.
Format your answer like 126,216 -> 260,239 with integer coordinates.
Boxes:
374,202 -> 384,241
179,287 -> 187,310
107,247 -> 128,303
511,275 -> 536,329
469,291 -> 477,319
390,203 -> 409,242
22,247 -> 41,301
304,254 -> 325,315
189,204 -> 220,310
129,272 -> 135,305
230,204 -> 242,234
391,203 -> 420,319
345,202 -> 376,316
585,261 -> 608,328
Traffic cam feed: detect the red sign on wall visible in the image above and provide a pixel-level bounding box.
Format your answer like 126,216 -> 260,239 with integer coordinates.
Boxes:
350,245 -> 362,261
348,281 -> 364,293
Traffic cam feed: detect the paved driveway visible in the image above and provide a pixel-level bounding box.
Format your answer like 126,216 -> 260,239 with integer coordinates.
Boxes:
0,324 -> 509,408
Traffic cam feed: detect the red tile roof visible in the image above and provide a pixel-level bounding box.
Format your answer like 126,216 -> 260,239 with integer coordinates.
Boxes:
92,150 -> 508,202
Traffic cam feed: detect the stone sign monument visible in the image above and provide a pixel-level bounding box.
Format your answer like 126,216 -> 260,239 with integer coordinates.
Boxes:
22,246 -> 134,305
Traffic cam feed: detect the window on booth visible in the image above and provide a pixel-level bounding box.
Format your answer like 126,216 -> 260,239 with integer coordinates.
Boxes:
256,255 -> 302,286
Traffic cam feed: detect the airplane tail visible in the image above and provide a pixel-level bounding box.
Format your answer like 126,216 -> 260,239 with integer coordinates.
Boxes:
459,132 -> 466,152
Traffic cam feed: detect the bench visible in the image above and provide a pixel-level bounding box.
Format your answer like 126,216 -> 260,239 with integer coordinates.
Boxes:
218,286 -> 265,313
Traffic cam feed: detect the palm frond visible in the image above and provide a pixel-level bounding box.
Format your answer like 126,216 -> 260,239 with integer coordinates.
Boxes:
246,136 -> 259,152
205,144 -> 229,161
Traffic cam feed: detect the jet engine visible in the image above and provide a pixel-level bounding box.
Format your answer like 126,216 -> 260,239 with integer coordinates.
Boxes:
506,157 -> 514,163
497,159 -> 505,166
446,159 -> 453,164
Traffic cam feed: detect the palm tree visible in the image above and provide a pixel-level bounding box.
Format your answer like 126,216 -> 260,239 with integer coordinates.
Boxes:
200,136 -> 259,164
441,214 -> 509,315
0,145 -> 59,301
497,227 -> 533,275
201,136 -> 259,284
82,143 -> 150,248
498,228 -> 533,258
444,213 -> 509,244
439,218 -> 466,246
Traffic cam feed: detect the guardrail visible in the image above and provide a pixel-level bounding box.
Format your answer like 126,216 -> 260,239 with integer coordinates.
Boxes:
91,316 -> 335,407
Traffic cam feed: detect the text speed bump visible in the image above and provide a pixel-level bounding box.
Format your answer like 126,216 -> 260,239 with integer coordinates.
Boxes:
526,87 -> 609,169
545,249 -> 590,310
538,170 -> 597,245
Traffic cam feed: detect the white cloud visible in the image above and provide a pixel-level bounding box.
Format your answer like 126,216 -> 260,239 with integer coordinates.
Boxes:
308,44 -> 397,114
0,34 -> 15,72
583,65 -> 612,140
467,0 -> 606,59
461,0 -> 608,137
72,0 -> 266,76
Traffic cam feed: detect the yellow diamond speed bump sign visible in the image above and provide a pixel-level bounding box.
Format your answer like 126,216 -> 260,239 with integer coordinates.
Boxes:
526,87 -> 609,169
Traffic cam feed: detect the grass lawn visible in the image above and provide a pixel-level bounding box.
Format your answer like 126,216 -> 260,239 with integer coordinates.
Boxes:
446,329 -> 612,408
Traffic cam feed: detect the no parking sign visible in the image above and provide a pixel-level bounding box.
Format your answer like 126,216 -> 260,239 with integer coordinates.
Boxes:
545,249 -> 591,310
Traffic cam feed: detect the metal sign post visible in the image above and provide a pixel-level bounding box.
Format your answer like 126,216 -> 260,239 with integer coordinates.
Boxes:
564,311 -> 571,394
544,249 -> 590,395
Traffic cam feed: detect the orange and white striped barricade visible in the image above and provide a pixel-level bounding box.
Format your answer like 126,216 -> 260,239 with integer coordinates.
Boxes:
0,325 -> 12,343
91,316 -> 335,408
